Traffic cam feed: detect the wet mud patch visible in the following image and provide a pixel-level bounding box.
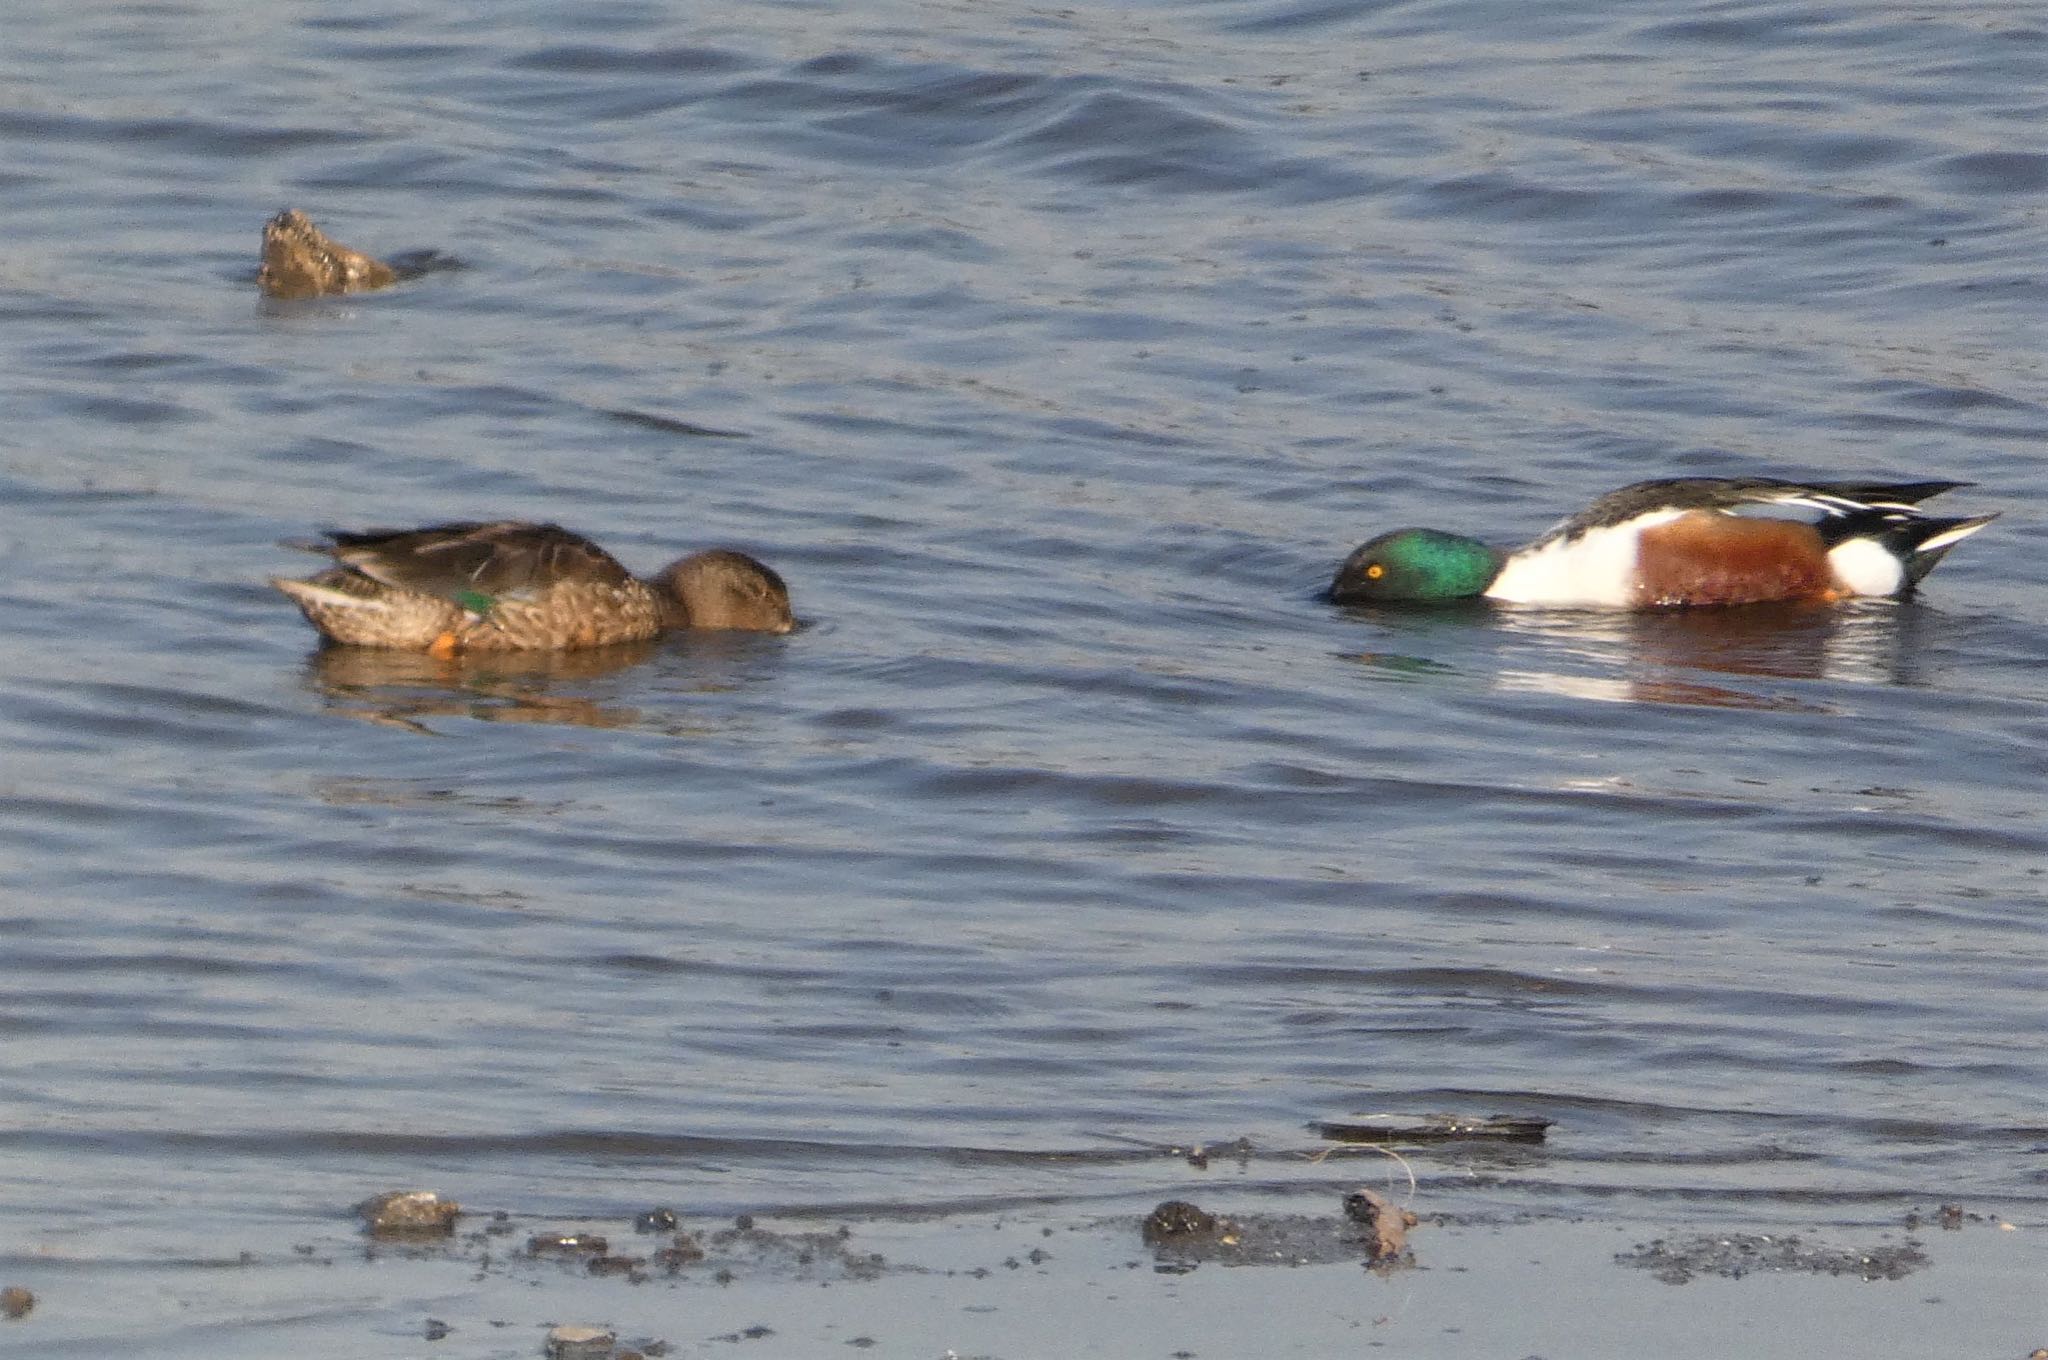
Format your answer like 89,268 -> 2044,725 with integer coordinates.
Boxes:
1615,1232 -> 1930,1284
1136,1194 -> 1419,1273
350,1202 -> 905,1291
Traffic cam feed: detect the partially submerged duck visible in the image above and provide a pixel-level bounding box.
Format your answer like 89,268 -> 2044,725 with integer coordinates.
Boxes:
257,209 -> 397,299
274,521 -> 794,654
1330,477 -> 1995,609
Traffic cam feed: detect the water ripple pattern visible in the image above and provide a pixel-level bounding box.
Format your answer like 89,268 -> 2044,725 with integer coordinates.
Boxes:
0,0 -> 2043,1342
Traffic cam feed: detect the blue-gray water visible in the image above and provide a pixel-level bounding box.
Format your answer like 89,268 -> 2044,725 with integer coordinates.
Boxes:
2,0 -> 2044,1355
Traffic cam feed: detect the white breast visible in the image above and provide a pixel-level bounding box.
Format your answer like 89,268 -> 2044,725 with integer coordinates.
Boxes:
1484,514 -> 1678,607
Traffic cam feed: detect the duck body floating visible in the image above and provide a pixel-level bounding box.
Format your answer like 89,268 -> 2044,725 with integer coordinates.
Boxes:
1329,477 -> 1996,609
274,521 -> 793,654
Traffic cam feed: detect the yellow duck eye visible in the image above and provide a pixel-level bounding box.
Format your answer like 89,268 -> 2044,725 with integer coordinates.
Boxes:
1365,563 -> 1384,580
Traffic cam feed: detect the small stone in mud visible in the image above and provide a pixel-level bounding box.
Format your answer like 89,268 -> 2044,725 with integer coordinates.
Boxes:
1342,1188 -> 1419,1262
711,1325 -> 776,1342
1142,1200 -> 1219,1244
258,209 -> 399,299
357,1190 -> 461,1237
0,1287 -> 32,1320
546,1323 -> 616,1359
634,1207 -> 678,1233
655,1233 -> 706,1271
529,1232 -> 609,1257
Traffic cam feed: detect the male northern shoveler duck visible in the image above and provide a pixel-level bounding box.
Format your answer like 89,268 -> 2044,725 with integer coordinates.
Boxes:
273,521 -> 794,654
1329,477 -> 1995,609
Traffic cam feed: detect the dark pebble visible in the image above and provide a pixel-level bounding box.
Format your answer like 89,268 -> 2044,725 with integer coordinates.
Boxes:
529,1233 -> 609,1256
357,1191 -> 460,1237
1142,1200 -> 1217,1243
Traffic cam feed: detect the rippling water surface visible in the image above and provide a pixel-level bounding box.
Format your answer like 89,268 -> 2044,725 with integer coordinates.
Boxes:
1,0 -> 2044,1354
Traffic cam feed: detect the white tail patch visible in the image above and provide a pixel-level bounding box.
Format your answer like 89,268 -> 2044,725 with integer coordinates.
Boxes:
1825,540 -> 1905,597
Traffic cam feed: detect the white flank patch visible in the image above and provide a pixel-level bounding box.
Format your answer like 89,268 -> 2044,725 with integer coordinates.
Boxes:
1485,513 -> 1679,607
1827,538 -> 1905,597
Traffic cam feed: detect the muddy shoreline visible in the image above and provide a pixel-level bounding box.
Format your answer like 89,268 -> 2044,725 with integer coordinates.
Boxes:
5,1190 -> 2034,1359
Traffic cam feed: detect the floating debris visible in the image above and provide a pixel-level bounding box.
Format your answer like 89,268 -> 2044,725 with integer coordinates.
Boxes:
633,1207 -> 679,1234
357,1191 -> 461,1238
0,1287 -> 32,1320
1342,1188 -> 1419,1263
1139,1204 -> 1427,1271
1138,1188 -> 1423,1271
1315,1113 -> 1551,1144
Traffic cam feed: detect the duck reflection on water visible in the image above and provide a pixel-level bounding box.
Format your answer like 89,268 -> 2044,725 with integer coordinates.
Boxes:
302,640 -> 660,732
1343,597 -> 1935,712
300,631 -> 795,733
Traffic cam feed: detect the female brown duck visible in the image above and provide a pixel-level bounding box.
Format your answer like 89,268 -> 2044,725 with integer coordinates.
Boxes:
274,521 -> 793,655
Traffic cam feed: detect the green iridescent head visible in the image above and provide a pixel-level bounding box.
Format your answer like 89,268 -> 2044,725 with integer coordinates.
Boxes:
1329,528 -> 1503,603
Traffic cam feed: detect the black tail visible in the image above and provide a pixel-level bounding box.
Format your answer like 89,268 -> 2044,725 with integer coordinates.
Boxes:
1894,513 -> 1999,585
1814,507 -> 1997,587
1805,480 -> 1971,509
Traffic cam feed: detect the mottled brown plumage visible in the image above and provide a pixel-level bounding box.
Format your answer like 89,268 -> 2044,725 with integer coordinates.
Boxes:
274,521 -> 793,652
257,209 -> 398,299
